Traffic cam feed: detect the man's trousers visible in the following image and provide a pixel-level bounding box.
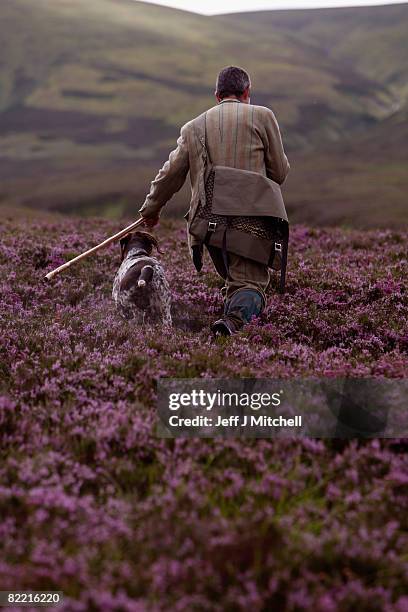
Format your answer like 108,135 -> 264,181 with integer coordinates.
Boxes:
206,245 -> 270,304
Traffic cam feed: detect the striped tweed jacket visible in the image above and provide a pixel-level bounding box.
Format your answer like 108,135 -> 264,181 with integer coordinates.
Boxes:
139,99 -> 290,253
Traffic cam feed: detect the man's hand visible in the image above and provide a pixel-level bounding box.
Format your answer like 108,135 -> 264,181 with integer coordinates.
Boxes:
142,214 -> 160,228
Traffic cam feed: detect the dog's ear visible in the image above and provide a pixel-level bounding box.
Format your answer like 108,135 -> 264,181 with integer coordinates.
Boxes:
134,231 -> 163,255
120,234 -> 132,262
147,233 -> 163,255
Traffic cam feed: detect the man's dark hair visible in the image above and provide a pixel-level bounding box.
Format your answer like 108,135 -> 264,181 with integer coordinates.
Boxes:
215,66 -> 251,100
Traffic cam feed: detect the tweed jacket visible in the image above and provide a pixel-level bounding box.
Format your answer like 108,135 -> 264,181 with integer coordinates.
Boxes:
139,99 -> 290,253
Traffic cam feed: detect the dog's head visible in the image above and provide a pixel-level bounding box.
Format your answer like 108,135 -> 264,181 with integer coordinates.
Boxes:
120,231 -> 162,262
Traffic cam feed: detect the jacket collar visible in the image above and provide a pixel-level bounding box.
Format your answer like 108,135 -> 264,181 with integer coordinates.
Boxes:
218,98 -> 241,105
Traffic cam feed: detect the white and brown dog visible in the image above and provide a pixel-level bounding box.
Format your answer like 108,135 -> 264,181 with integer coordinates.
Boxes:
112,231 -> 172,326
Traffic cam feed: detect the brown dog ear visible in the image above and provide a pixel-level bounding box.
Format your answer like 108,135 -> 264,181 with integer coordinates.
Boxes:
148,233 -> 163,255
135,231 -> 163,254
120,234 -> 132,262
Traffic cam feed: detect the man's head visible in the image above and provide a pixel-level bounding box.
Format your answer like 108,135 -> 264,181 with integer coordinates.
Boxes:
215,66 -> 251,104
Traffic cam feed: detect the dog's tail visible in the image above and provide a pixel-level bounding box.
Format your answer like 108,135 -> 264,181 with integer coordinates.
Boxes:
137,265 -> 154,288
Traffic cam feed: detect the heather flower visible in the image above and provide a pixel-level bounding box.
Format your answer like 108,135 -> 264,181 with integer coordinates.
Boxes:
0,217 -> 406,608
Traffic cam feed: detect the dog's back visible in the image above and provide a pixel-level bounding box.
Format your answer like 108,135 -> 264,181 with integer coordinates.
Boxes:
112,231 -> 172,326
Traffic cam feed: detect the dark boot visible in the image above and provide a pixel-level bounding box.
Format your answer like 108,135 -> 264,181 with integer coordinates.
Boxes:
211,289 -> 264,336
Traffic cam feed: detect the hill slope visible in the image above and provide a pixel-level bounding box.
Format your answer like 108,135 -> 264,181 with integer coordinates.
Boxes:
0,0 -> 407,226
225,3 -> 408,97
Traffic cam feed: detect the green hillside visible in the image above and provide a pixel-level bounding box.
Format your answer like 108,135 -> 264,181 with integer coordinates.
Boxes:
226,3 -> 408,98
0,0 -> 407,226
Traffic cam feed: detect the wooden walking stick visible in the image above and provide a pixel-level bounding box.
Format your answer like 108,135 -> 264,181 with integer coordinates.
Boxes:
45,216 -> 146,281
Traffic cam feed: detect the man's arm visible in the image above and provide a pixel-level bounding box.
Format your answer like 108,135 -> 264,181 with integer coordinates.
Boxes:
139,124 -> 190,223
262,109 -> 290,185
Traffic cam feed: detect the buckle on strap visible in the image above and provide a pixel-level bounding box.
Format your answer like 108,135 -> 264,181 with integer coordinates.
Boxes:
208,221 -> 217,232
275,242 -> 282,252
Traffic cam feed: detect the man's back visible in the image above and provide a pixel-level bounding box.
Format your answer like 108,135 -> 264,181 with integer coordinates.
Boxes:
139,100 -> 289,219
202,99 -> 289,185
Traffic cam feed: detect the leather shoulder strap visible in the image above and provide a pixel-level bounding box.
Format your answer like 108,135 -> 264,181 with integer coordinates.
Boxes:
203,111 -> 213,165
195,112 -> 212,165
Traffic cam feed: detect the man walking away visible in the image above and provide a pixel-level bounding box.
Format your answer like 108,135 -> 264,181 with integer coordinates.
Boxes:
139,66 -> 290,335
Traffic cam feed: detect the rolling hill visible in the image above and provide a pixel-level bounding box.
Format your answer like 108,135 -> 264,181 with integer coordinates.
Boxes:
0,0 -> 407,227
